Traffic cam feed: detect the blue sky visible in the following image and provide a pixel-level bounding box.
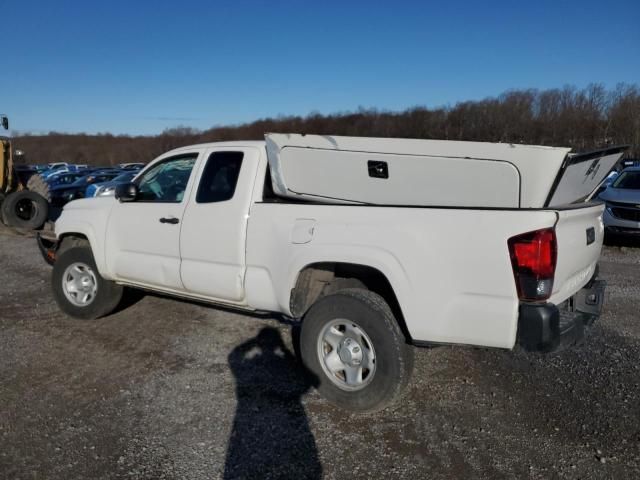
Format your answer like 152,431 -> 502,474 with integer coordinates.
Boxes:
3,0 -> 639,135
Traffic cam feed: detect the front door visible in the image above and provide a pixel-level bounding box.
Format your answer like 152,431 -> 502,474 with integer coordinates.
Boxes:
179,147 -> 260,302
105,151 -> 200,290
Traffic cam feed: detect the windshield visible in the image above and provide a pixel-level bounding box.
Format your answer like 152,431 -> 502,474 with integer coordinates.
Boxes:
71,173 -> 116,187
71,176 -> 91,186
612,171 -> 640,190
54,173 -> 83,184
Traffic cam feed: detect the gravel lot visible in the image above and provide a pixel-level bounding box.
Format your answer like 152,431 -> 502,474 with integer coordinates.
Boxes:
1,225 -> 639,479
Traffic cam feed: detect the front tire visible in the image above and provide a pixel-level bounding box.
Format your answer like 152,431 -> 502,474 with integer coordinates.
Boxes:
52,246 -> 123,319
300,288 -> 413,413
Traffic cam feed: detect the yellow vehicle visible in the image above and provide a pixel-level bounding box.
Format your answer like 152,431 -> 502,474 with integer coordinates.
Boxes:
0,115 -> 49,229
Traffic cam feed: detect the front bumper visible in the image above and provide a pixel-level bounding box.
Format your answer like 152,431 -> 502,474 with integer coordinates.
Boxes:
517,279 -> 606,352
603,206 -> 640,233
36,232 -> 59,265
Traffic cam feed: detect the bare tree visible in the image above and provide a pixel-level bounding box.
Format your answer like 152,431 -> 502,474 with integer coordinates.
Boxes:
12,84 -> 640,166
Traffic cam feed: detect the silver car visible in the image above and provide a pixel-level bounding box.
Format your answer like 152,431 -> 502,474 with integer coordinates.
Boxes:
599,167 -> 640,234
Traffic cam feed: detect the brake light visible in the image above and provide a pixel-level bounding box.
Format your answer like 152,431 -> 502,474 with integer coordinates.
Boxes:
508,228 -> 557,301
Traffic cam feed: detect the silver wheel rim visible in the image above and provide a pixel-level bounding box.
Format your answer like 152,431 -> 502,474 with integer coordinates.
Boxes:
62,262 -> 98,307
317,319 -> 376,391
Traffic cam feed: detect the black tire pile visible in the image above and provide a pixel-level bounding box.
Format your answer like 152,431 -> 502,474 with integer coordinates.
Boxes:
0,173 -> 50,229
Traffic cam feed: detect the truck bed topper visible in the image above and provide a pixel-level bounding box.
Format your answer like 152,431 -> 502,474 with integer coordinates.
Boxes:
265,133 -> 627,208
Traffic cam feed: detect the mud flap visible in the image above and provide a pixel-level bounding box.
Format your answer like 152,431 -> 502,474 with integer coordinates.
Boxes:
36,233 -> 59,266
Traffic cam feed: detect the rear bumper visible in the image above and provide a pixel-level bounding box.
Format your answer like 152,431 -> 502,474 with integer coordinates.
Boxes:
517,279 -> 605,352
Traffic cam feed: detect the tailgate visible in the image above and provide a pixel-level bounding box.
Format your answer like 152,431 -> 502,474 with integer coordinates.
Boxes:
546,146 -> 628,207
550,203 -> 605,304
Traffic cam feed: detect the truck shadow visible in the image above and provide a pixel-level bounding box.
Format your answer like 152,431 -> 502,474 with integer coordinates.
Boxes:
112,288 -> 147,314
224,327 -> 322,479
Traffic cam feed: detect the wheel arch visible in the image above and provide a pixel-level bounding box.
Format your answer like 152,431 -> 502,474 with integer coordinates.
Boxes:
289,260 -> 412,342
57,232 -> 90,251
55,224 -> 107,276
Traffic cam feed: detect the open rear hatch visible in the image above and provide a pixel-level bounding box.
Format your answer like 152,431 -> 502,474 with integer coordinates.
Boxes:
546,145 -> 629,207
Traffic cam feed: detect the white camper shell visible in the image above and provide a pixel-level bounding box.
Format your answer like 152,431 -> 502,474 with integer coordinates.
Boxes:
265,134 -> 626,208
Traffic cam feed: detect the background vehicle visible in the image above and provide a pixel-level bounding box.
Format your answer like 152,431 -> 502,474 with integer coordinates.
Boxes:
43,135 -> 624,413
86,171 -> 138,197
47,162 -> 70,170
49,171 -> 122,208
31,164 -> 91,182
118,162 -> 146,170
47,171 -> 86,187
599,167 -> 640,234
593,171 -> 619,197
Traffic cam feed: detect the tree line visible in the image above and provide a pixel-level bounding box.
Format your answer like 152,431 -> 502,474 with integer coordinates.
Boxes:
13,83 -> 640,166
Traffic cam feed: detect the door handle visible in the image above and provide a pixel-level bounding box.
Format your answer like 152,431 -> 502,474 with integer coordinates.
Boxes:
159,217 -> 179,224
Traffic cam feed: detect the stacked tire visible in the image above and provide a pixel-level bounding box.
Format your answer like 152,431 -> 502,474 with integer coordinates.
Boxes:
1,190 -> 49,229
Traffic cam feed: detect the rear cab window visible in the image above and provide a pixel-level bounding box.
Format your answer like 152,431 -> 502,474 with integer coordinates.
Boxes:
196,151 -> 244,203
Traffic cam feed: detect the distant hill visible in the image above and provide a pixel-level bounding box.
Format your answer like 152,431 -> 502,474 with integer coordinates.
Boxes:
12,83 -> 639,166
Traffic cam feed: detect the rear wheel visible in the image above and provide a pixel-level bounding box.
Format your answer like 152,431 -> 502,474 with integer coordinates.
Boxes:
300,288 -> 413,413
2,191 -> 49,229
52,245 -> 123,319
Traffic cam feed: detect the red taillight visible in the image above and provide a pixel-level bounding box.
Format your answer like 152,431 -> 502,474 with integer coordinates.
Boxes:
508,228 -> 557,301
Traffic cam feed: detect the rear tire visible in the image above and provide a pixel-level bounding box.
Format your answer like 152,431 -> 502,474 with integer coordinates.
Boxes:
52,246 -> 123,319
2,191 -> 49,229
300,288 -> 413,413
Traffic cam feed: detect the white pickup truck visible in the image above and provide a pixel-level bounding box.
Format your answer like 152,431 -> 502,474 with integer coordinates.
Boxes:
39,134 -> 626,412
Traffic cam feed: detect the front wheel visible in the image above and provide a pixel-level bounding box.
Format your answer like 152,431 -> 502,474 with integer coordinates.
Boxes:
300,288 -> 413,413
52,246 -> 123,319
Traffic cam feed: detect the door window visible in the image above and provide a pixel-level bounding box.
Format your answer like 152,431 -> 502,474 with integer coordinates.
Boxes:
136,154 -> 197,203
196,151 -> 244,203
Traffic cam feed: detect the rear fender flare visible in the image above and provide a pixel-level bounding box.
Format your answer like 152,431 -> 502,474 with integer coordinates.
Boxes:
286,246 -> 411,321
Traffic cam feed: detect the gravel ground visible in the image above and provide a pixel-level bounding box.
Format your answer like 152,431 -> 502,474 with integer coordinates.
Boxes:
1,225 -> 639,479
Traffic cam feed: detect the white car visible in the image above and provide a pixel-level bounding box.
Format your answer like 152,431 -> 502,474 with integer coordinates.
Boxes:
39,134 -> 625,412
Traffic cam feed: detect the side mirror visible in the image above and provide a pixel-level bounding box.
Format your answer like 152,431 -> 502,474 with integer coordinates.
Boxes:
1,116 -> 8,130
115,183 -> 139,202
